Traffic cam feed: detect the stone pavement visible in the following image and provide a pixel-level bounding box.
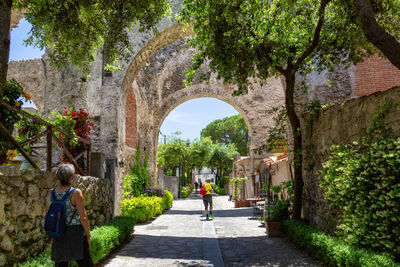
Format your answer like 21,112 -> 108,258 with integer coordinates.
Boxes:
101,192 -> 323,267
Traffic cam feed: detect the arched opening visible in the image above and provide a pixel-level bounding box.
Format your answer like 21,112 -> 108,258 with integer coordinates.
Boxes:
156,97 -> 251,198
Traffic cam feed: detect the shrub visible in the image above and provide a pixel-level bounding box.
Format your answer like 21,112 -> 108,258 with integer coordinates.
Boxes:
283,220 -> 398,267
16,250 -> 52,267
212,184 -> 226,195
17,216 -> 135,267
264,199 -> 290,221
163,190 -> 173,209
180,186 -> 193,198
90,216 -> 135,264
123,146 -> 149,198
321,136 -> 400,260
121,190 -> 173,222
1,80 -> 26,161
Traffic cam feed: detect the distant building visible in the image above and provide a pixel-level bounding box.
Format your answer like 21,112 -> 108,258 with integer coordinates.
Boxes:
195,167 -> 216,185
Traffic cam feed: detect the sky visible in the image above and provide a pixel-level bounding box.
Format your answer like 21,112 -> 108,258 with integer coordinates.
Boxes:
9,20 -> 239,140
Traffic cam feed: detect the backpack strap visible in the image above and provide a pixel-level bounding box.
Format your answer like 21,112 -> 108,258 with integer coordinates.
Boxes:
51,188 -> 56,202
61,187 -> 77,203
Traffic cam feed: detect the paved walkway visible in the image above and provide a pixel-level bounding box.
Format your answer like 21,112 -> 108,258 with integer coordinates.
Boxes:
102,192 -> 323,267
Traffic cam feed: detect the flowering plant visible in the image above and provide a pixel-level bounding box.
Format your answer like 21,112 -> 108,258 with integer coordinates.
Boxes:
6,150 -> 17,160
52,107 -> 93,166
0,79 -> 31,162
141,187 -> 165,197
14,111 -> 46,154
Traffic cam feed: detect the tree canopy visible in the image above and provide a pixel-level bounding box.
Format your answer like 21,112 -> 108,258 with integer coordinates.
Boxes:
0,0 -> 171,97
208,142 -> 238,187
186,137 -> 213,171
351,0 -> 400,69
201,114 -> 249,156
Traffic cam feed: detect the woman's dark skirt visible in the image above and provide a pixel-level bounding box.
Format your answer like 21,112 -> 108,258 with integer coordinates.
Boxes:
51,225 -> 84,263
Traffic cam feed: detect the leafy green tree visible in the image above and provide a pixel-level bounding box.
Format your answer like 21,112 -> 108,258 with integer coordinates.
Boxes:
180,0 -> 376,218
201,114 -> 249,156
186,137 -> 213,172
0,0 -> 171,97
208,143 -> 238,187
157,135 -> 214,186
157,139 -> 187,175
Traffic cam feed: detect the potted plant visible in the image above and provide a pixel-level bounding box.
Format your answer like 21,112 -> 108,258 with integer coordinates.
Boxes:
231,177 -> 250,207
264,199 -> 290,237
263,181 -> 293,237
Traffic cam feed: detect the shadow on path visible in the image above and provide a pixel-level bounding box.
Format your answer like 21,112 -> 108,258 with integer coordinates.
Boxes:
113,234 -> 320,266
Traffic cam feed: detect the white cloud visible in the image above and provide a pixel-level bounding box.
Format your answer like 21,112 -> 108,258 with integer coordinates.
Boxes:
165,110 -> 202,126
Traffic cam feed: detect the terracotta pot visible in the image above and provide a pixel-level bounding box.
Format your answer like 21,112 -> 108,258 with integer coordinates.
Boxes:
265,221 -> 282,237
234,199 -> 251,208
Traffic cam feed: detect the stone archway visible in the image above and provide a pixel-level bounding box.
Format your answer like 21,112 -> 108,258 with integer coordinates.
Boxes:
119,30 -> 285,190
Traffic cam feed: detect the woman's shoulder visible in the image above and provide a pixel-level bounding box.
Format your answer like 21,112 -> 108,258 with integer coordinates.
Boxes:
72,187 -> 82,194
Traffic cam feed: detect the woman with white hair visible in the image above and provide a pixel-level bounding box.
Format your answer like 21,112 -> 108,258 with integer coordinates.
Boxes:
51,163 -> 93,267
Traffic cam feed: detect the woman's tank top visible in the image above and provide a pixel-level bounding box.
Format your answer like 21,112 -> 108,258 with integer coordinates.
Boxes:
54,188 -> 81,226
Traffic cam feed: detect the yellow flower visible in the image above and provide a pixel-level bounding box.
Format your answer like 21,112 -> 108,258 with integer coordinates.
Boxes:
6,150 -> 17,160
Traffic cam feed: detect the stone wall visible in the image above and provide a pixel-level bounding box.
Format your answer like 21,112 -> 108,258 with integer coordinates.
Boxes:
0,166 -> 113,266
302,86 -> 400,232
158,170 -> 179,199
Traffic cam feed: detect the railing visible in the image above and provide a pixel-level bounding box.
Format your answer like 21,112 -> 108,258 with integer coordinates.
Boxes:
0,102 -> 91,175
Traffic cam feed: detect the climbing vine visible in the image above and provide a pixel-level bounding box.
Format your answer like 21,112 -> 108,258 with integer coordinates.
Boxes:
321,103 -> 400,261
123,145 -> 150,198
254,106 -> 288,155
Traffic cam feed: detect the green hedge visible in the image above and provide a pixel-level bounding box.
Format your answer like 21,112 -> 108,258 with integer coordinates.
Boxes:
17,216 -> 135,267
90,216 -> 135,264
283,220 -> 398,267
212,184 -> 226,195
121,190 -> 173,222
180,186 -> 193,198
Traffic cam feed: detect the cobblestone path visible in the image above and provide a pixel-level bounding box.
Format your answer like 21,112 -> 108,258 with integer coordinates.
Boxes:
102,193 -> 322,267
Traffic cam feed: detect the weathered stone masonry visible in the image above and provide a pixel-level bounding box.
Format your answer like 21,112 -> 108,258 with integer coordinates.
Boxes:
0,166 -> 113,266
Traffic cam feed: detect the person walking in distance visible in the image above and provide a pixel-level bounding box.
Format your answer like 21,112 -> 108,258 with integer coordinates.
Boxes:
201,178 -> 214,220
51,164 -> 93,266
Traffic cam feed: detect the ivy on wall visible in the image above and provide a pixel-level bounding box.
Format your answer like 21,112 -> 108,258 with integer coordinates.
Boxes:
321,104 -> 400,261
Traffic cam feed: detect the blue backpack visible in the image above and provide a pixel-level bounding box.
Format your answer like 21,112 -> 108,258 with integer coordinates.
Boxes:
44,187 -> 76,238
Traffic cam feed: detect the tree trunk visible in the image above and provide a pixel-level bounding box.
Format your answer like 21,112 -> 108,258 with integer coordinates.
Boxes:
355,0 -> 400,70
284,73 -> 303,220
0,0 -> 12,99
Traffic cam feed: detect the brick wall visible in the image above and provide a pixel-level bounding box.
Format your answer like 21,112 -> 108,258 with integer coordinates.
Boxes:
355,55 -> 400,97
125,88 -> 137,148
